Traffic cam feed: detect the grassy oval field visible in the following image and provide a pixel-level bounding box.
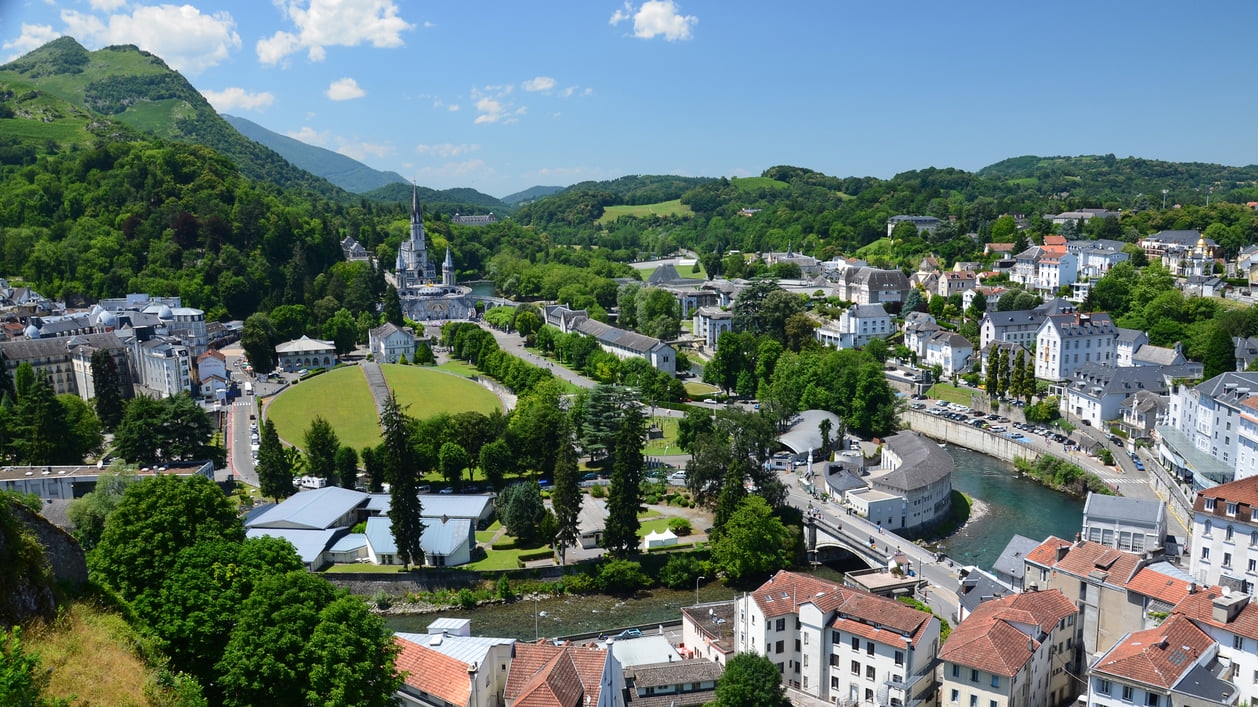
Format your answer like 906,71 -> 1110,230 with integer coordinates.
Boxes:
266,364 -> 501,451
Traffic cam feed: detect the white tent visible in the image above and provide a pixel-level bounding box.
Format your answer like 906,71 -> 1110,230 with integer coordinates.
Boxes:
642,529 -> 678,551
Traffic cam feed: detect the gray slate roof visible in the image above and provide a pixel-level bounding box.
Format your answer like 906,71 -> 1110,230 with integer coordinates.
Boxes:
873,431 -> 954,491
0,331 -> 126,360
993,534 -> 1041,585
576,318 -> 666,354
1083,493 -> 1165,526
848,303 -> 889,318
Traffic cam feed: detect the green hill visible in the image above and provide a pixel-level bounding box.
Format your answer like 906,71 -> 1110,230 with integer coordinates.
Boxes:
223,114 -> 410,193
501,185 -> 565,205
977,154 -> 1258,205
0,37 -> 345,199
361,181 -> 508,213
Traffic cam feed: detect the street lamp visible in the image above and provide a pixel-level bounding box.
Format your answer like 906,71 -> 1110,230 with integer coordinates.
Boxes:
695,575 -> 705,606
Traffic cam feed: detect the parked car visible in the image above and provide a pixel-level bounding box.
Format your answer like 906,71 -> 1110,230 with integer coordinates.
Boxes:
582,472 -> 598,481
616,628 -> 643,640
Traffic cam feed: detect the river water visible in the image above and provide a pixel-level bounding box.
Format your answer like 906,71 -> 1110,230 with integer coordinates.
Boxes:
384,410 -> 1084,640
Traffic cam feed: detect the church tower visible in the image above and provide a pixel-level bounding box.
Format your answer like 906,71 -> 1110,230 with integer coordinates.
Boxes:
409,186 -> 436,283
442,248 -> 455,286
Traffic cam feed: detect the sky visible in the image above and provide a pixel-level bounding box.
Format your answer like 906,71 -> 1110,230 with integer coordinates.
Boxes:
2,1 -> 1258,199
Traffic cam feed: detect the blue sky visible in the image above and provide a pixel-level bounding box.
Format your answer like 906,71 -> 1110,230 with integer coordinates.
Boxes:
3,1 -> 1257,198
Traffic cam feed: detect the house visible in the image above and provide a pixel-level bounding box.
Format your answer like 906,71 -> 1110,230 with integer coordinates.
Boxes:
827,266 -> 911,306
1034,311 -> 1116,382
924,330 -> 973,374
1131,342 -> 1195,373
1081,493 -> 1167,554
0,332 -> 132,398
1086,614 -> 1236,707
1172,585 -> 1258,706
1139,230 -> 1221,268
133,337 -> 193,398
979,340 -> 1028,377
542,304 -> 589,334
1065,239 -> 1129,279
395,623 -> 516,707
340,235 -> 370,261
1115,328 -> 1149,367
983,242 -> 1017,257
1235,245 -> 1258,286
1060,362 -> 1174,428
363,515 -> 474,567
1010,244 -> 1077,295
735,570 -> 940,706
953,567 -> 1014,621
991,535 -> 1042,592
452,212 -> 499,226
1236,336 -> 1258,372
276,335 -> 336,372
979,298 -> 1075,351
1182,274 -> 1227,298
1118,389 -> 1168,442
936,271 -> 977,299
938,589 -> 1079,707
244,486 -> 367,570
503,641 -> 614,707
887,214 -> 941,236
962,286 -> 1006,313
196,350 -> 229,399
815,304 -> 891,350
691,306 -> 733,349
621,660 -> 721,706
1189,475 -> 1258,593
1047,208 -> 1120,225
903,312 -> 941,361
680,602 -> 736,665
574,319 -> 675,375
369,322 -> 418,363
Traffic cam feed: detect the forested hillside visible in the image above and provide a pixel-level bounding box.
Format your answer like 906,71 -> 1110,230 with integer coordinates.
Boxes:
0,37 -> 345,199
363,181 -> 509,214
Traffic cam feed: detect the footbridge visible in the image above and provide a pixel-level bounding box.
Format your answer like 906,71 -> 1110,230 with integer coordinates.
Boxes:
805,515 -> 893,569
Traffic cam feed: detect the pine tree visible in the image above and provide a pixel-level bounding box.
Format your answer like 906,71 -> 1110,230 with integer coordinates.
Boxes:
383,285 -> 404,327
1010,350 -> 1026,406
303,416 -> 341,485
997,346 -> 1012,399
603,403 -> 645,557
381,394 -> 425,569
551,429 -> 582,565
985,347 -> 1001,399
256,419 -> 294,502
90,349 -> 126,431
1020,351 -> 1037,403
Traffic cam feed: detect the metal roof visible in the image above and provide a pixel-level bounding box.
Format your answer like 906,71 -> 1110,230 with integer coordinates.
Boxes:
246,527 -> 341,565
245,486 -> 367,530
777,410 -> 843,454
394,632 -> 514,666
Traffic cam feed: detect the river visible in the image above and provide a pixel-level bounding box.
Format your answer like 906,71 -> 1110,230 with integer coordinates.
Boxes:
385,438 -> 1083,640
941,446 -> 1084,570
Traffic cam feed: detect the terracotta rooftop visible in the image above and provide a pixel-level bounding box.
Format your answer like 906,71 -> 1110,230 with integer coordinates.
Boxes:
1026,538 -> 1143,587
394,635 -> 472,707
1125,568 -> 1193,605
1173,588 -> 1258,641
1091,614 -> 1214,688
504,642 -> 606,707
1193,475 -> 1258,515
751,571 -> 934,648
939,589 -> 1077,678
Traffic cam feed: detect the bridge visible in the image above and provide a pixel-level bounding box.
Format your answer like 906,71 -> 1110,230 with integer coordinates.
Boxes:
805,515 -> 894,569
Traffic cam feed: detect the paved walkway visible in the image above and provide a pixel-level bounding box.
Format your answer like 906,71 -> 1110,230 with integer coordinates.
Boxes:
361,362 -> 391,415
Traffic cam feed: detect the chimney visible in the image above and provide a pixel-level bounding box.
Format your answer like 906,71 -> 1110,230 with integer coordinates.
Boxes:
1056,544 -> 1070,561
1212,591 -> 1248,624
1188,582 -> 1197,594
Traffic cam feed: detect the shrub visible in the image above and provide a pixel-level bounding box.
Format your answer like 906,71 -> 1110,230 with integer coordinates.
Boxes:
496,574 -> 514,601
371,590 -> 391,610
598,559 -> 652,595
517,548 -> 555,563
564,572 -> 600,594
457,588 -> 477,609
658,553 -> 703,589
590,484 -> 606,499
667,517 -> 692,536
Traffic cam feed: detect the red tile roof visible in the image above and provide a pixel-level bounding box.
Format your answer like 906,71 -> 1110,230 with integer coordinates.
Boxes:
1193,475 -> 1258,515
1033,539 -> 1143,586
751,571 -> 934,648
1124,568 -> 1193,604
1024,536 -> 1072,568
939,589 -> 1077,677
750,570 -> 845,618
1173,588 -> 1258,641
504,642 -> 607,707
394,635 -> 472,707
1091,614 -> 1213,688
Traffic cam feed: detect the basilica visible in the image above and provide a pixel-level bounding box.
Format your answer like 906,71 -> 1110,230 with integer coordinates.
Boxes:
395,188 -> 476,321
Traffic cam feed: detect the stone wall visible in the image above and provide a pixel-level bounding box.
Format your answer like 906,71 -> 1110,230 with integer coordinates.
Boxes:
12,502 -> 88,586
905,411 -> 1042,466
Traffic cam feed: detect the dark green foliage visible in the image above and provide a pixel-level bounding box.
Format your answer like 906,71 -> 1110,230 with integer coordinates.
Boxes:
89,474 -> 243,603
1202,322 -> 1237,380
658,553 -> 704,589
90,349 -> 126,431
112,393 -> 219,466
1013,456 -> 1113,496
597,559 -> 651,595
257,419 -> 294,502
602,398 -> 646,557
302,416 -> 340,484
380,394 -> 425,568
551,432 -> 582,564
498,482 -> 545,545
438,441 -> 468,490
12,370 -> 101,465
711,496 -> 792,583
361,446 -> 385,493
66,466 -> 137,550
334,446 -> 359,490
712,653 -> 791,707
0,627 -> 69,707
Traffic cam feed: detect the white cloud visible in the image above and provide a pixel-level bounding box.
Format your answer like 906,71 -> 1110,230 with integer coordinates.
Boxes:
413,159 -> 494,183
257,0 -> 413,65
471,85 -> 521,125
286,126 -> 330,146
337,141 -> 391,160
88,0 -> 128,10
202,87 -> 275,112
326,77 -> 365,101
610,0 -> 697,41
423,20 -> 435,28
1,24 -> 61,61
59,5 -> 240,74
522,76 -> 556,93
416,143 -> 479,158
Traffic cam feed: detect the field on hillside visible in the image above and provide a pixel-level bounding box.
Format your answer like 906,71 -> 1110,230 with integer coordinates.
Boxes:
730,176 -> 789,191
28,602 -> 155,706
266,364 -> 501,450
597,199 -> 693,224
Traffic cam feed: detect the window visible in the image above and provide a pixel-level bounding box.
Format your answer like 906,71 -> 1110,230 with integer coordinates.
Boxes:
1122,685 -> 1133,701
866,641 -> 874,657
1228,503 -> 1239,516
775,640 -> 784,654
777,662 -> 784,674
866,689 -> 874,703
830,655 -> 840,667
1097,679 -> 1111,695
1227,525 -> 1235,541
1250,558 -> 1257,574
991,702 -> 999,707
1205,498 -> 1216,511
1146,694 -> 1159,707
795,639 -> 801,652
803,655 -> 809,668
952,664 -> 960,679
775,618 -> 786,632
866,665 -> 875,680
970,695 -> 978,707
804,633 -> 809,645
1235,636 -> 1244,650
971,669 -> 979,683
992,675 -> 1000,688
852,636 -> 860,651
832,676 -> 840,690
894,650 -> 904,667
832,630 -> 842,644
951,690 -> 960,703
1251,531 -> 1258,547
851,661 -> 860,675
1205,520 -> 1213,535
1202,547 -> 1211,561
1224,552 -> 1233,567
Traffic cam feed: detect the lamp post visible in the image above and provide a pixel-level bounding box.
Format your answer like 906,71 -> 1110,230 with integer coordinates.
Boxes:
534,595 -> 539,641
695,575 -> 705,606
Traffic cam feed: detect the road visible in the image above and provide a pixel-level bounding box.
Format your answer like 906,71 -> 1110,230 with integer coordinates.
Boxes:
479,323 -> 600,390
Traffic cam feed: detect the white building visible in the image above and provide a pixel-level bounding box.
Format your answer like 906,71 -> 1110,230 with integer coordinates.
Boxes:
692,306 -> 733,349
276,335 -> 336,372
735,570 -> 940,706
394,622 -> 516,707
1173,586 -> 1258,707
979,298 -> 1075,351
1061,362 -> 1175,428
1081,493 -> 1167,554
135,337 -> 193,397
904,312 -> 942,361
887,215 -> 941,236
816,304 -> 891,350
195,349 -> 229,400
1167,372 -> 1258,472
575,319 -> 676,375
924,330 -> 973,375
368,322 -> 418,364
858,431 -> 954,533
1034,312 -> 1116,382
936,271 -> 977,299
1189,475 -> 1258,593
1010,244 -> 1078,295
1086,614 -> 1234,707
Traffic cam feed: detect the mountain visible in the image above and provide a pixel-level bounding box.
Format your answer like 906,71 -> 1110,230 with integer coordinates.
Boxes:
222,114 -> 410,194
361,182 -> 508,214
501,185 -> 566,205
977,154 -> 1258,205
0,37 -> 345,199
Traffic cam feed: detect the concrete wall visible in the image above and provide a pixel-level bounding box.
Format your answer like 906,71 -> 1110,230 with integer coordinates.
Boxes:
905,411 -> 1042,466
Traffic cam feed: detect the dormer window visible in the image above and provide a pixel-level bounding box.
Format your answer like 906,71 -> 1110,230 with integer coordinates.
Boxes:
1228,503 -> 1238,516
1205,498 -> 1216,511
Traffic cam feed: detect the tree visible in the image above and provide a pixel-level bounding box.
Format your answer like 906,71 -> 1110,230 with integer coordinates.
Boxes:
380,394 -> 425,569
361,445 -> 385,493
113,393 -> 220,466
90,349 -> 126,431
1010,350 -> 1026,405
257,419 -> 294,502
711,496 -> 792,582
438,441 -> 468,491
241,313 -> 278,373
902,288 -> 926,314
303,416 -> 341,485
711,462 -> 747,540
304,596 -> 402,707
498,481 -> 546,545
0,627 -> 68,707
383,285 -> 404,327
478,438 -> 513,492
711,653 -> 791,707
603,402 -> 646,557
66,465 -> 137,550
334,446 -> 359,489
551,432 -> 582,565
967,290 -> 987,318
985,347 -> 1001,400
322,308 -> 358,356
89,474 -> 244,603
12,372 -> 64,465
1202,322 -> 1237,380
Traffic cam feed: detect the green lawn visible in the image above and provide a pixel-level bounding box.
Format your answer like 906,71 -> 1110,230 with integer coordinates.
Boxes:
267,367 -> 380,450
597,199 -> 693,224
637,517 -> 675,536
475,520 -> 502,544
382,364 -> 501,418
267,364 -> 500,450
729,176 -> 790,192
684,381 -> 719,397
436,360 -> 481,377
644,416 -> 680,454
927,383 -> 980,407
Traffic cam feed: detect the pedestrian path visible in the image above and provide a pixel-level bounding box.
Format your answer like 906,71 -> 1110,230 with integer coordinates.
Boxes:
360,362 -> 391,415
